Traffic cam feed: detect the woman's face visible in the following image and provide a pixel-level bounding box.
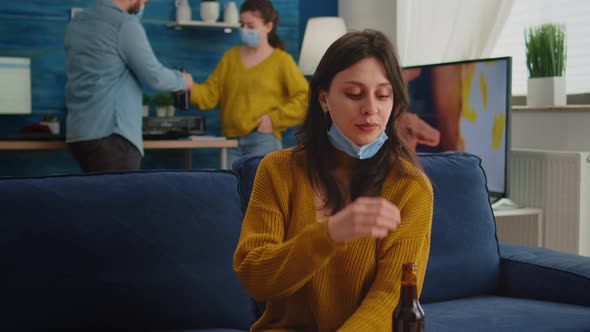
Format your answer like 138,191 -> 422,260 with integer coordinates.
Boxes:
240,10 -> 272,43
319,57 -> 394,146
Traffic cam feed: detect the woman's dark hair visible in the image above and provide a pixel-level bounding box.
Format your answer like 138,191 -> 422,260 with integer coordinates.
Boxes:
240,0 -> 285,50
294,29 -> 419,213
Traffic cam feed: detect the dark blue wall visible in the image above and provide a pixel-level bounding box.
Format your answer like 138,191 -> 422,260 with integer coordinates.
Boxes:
0,0 -> 338,177
299,0 -> 338,42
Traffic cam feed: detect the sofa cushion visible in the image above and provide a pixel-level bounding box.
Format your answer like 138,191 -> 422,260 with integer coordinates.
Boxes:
419,152 -> 500,303
0,170 -> 253,330
500,243 -> 590,306
233,152 -> 500,305
423,295 -> 590,331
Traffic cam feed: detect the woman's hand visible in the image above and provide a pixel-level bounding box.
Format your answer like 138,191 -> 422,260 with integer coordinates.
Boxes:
257,114 -> 274,133
183,73 -> 194,91
327,197 -> 401,243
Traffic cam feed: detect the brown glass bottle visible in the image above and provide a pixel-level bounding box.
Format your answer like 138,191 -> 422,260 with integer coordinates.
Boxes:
171,67 -> 190,111
393,262 -> 425,332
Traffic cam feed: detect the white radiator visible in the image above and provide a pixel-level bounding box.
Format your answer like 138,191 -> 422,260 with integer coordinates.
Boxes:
510,149 -> 590,256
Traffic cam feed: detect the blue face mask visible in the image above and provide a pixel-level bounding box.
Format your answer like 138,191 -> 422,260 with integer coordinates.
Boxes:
327,122 -> 389,160
325,99 -> 389,160
135,5 -> 145,20
240,28 -> 261,47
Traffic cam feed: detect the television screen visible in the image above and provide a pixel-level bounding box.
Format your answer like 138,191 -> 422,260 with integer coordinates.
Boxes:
403,57 -> 511,197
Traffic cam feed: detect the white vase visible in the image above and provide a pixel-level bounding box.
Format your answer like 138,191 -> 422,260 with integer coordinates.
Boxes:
156,107 -> 168,118
200,1 -> 219,22
40,121 -> 60,134
175,0 -> 192,22
527,77 -> 566,107
224,2 -> 238,24
167,106 -> 176,117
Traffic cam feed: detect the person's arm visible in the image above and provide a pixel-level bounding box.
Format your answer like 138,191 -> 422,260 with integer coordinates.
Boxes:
267,54 -> 309,132
338,179 -> 433,331
398,112 -> 441,152
233,156 -> 343,301
431,64 -> 463,151
189,55 -> 224,110
118,20 -> 186,92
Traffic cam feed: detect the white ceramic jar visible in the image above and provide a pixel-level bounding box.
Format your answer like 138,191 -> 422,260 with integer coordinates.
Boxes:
175,0 -> 192,22
200,1 -> 220,23
224,2 -> 239,24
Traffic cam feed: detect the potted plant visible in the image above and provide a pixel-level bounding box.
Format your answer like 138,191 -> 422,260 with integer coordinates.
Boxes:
142,93 -> 151,117
152,93 -> 173,117
524,23 -> 567,107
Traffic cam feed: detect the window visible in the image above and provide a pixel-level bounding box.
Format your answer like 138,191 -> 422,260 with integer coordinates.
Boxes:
491,0 -> 590,95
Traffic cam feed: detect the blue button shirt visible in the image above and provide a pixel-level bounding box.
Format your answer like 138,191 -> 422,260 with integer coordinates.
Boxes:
64,0 -> 186,155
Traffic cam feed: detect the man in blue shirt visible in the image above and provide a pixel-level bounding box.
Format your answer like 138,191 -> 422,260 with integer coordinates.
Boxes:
64,0 -> 192,172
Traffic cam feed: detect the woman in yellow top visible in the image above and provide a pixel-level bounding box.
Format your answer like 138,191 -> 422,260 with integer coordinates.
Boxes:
190,0 -> 308,166
233,30 -> 434,331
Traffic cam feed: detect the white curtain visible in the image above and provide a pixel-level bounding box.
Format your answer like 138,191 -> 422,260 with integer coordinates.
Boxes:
396,0 -> 513,66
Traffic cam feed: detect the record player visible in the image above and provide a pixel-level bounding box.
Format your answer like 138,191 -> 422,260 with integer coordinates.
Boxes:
142,116 -> 205,140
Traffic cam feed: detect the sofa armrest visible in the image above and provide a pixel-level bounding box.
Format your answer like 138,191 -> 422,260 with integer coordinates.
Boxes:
499,243 -> 590,306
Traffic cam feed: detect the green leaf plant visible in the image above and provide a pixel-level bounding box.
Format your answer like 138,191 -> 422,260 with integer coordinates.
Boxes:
524,23 -> 566,78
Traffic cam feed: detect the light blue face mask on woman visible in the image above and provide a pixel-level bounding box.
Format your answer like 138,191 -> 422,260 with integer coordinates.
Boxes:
325,99 -> 389,160
327,122 -> 389,160
240,28 -> 261,47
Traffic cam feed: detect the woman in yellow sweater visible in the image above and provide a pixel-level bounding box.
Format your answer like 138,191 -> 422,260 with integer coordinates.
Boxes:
190,0 -> 308,166
233,30 -> 434,331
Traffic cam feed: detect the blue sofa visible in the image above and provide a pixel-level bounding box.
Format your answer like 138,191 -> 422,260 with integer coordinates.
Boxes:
1,152 -> 589,331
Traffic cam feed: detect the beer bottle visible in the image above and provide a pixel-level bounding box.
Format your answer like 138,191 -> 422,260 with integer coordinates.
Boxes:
393,262 -> 425,332
171,67 -> 190,111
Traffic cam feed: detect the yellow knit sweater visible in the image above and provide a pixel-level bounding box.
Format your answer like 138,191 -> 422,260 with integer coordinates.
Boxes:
233,150 -> 433,331
190,47 -> 309,140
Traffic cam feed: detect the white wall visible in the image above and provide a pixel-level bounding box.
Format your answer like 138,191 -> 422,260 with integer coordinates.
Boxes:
338,0 -> 397,43
511,111 -> 590,152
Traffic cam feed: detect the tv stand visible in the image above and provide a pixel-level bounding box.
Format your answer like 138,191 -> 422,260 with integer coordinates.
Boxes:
491,198 -> 520,210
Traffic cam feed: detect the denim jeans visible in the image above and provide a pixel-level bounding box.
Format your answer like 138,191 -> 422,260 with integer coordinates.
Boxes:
227,131 -> 282,169
67,134 -> 142,173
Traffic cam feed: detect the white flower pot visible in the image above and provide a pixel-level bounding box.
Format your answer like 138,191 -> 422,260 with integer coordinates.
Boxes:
200,1 -> 219,22
40,121 -> 60,134
175,0 -> 192,22
167,106 -> 176,117
527,76 -> 566,107
156,107 -> 169,118
224,2 -> 238,24
142,105 -> 150,117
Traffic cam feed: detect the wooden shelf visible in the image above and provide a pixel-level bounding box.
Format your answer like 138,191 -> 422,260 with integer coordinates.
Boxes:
167,20 -> 240,32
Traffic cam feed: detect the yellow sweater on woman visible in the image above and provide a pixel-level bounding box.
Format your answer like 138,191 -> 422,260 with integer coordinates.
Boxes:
233,150 -> 433,331
190,47 -> 309,140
